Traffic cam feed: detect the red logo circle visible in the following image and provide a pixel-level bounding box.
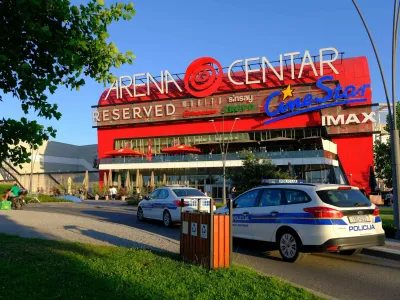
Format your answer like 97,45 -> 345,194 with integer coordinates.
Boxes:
184,57 -> 223,98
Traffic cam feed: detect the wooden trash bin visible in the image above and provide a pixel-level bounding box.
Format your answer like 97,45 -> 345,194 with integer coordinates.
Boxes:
180,211 -> 230,269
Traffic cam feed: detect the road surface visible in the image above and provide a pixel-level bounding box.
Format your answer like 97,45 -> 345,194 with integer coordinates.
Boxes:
22,203 -> 400,300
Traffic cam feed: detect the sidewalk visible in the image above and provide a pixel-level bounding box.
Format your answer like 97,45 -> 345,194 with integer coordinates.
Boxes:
362,238 -> 400,261
0,210 -> 179,253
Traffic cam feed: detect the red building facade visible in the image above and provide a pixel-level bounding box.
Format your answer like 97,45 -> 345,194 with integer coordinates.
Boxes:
94,51 -> 376,198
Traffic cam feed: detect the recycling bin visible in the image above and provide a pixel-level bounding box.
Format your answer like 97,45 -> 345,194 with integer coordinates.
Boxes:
180,200 -> 231,269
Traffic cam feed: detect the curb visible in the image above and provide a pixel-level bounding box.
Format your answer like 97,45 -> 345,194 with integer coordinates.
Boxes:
91,205 -> 137,212
27,202 -> 76,205
362,247 -> 400,261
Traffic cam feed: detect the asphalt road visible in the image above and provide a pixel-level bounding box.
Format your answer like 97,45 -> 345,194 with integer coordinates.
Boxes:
25,203 -> 400,300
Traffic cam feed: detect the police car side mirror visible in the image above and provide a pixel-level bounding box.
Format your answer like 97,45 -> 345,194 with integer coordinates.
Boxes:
144,196 -> 149,200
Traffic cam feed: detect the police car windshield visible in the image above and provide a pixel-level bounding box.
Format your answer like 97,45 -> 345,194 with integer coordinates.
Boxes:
173,189 -> 205,197
316,189 -> 371,208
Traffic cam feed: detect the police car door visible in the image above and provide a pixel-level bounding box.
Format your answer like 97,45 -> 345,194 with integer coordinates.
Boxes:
251,188 -> 284,242
145,189 -> 160,219
153,189 -> 169,220
232,189 -> 260,239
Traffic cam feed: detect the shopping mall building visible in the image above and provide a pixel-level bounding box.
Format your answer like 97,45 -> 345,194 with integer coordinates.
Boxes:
93,48 -> 378,200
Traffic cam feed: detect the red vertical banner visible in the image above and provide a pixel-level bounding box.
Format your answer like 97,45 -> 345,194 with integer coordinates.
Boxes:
146,139 -> 152,161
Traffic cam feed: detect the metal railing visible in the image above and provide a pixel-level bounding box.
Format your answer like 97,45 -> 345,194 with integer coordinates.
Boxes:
100,150 -> 325,164
1,160 -> 25,188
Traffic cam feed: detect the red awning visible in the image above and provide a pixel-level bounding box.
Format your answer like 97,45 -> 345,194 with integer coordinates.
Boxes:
161,144 -> 202,155
105,148 -> 144,157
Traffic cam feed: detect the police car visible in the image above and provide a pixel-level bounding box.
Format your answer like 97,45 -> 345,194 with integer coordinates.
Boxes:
137,185 -> 216,227
215,179 -> 385,262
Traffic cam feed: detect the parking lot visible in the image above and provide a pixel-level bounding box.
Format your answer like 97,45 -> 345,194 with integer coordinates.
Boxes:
4,202 -> 399,300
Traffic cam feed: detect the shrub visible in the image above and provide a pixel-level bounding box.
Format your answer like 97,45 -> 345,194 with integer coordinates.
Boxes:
383,223 -> 397,239
118,187 -> 127,197
38,194 -> 71,203
50,187 -> 62,196
92,183 -> 100,195
126,194 -> 141,206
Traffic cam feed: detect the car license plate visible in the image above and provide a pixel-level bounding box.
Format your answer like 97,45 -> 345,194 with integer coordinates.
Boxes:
348,215 -> 370,223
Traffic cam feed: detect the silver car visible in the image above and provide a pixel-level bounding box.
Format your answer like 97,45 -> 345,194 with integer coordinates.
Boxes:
137,185 -> 216,227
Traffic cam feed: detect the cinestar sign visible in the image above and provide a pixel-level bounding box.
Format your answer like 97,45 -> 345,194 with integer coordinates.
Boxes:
263,76 -> 371,125
105,47 -> 340,100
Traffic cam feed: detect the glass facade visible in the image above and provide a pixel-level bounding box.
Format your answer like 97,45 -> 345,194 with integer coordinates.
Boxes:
106,126 -> 344,200
114,127 -> 324,154
109,164 -> 346,201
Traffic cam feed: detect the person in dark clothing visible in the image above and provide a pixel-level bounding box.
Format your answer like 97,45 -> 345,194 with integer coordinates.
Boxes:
230,187 -> 236,200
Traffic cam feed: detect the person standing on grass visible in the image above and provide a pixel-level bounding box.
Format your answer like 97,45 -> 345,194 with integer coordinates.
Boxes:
10,183 -> 20,197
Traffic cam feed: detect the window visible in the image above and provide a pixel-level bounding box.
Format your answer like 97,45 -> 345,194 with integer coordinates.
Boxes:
173,189 -> 205,197
149,190 -> 160,199
234,189 -> 260,208
158,189 -> 169,199
259,189 -> 282,207
316,189 -> 371,208
284,189 -> 311,205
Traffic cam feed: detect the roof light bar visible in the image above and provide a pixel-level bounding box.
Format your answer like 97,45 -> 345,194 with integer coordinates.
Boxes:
261,179 -> 306,184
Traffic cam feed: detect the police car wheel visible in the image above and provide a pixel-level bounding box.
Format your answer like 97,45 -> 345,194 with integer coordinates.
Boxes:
278,231 -> 305,263
137,207 -> 145,221
163,211 -> 172,227
339,248 -> 362,256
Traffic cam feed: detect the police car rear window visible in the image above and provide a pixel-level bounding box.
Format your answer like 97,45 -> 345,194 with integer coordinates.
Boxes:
173,189 -> 205,197
316,189 -> 371,207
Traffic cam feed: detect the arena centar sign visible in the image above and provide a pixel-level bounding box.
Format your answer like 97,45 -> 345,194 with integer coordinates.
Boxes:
263,76 -> 371,125
105,47 -> 340,100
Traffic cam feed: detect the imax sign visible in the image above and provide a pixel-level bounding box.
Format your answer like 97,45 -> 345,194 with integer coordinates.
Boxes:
321,112 -> 376,126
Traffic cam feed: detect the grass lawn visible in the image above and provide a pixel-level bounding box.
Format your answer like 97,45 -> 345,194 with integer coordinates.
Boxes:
379,207 -> 394,226
377,206 -> 397,238
0,184 -> 12,195
0,234 -> 321,300
215,203 -> 226,209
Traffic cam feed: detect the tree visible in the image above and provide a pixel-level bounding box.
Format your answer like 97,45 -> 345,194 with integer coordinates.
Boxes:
374,140 -> 392,188
0,0 -> 136,167
373,102 -> 400,188
227,151 -> 293,194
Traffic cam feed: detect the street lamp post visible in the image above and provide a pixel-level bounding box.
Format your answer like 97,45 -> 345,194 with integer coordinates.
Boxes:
351,0 -> 400,238
209,113 -> 240,204
29,144 -> 39,193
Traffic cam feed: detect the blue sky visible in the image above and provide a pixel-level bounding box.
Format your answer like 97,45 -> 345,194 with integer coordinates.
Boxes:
0,0 -> 397,145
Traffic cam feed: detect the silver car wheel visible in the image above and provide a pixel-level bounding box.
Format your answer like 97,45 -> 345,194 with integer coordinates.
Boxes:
163,211 -> 171,227
280,233 -> 297,259
137,208 -> 144,221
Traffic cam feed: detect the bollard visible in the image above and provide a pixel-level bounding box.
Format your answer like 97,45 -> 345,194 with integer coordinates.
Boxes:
229,197 -> 233,265
180,198 -> 185,214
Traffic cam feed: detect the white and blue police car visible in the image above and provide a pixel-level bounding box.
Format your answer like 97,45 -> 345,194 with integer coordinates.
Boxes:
137,185 -> 216,227
215,179 -> 385,263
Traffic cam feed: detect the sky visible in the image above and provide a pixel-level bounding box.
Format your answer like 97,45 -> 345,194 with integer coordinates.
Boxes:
0,0 -> 398,145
